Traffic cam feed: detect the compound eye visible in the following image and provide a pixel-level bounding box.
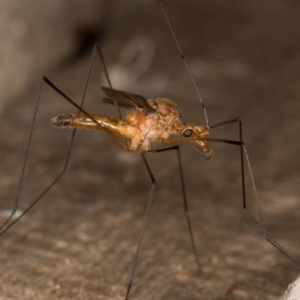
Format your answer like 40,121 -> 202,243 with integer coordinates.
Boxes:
183,129 -> 193,137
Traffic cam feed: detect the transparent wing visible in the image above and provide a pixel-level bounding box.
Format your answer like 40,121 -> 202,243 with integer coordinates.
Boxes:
102,87 -> 155,112
103,97 -> 132,108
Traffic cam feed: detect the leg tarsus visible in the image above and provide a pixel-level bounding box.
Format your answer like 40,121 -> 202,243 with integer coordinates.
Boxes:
148,146 -> 202,273
211,117 -> 300,267
124,153 -> 156,300
0,79 -> 44,233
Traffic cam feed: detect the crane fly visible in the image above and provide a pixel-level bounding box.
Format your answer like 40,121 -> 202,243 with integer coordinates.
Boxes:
51,86 -> 214,157
0,0 -> 299,299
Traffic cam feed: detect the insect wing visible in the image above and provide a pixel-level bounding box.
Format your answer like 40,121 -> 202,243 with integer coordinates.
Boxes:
102,86 -> 155,112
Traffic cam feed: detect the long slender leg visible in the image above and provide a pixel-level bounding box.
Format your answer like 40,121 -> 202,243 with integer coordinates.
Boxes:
0,45 -> 97,236
44,77 -> 129,150
0,80 -> 43,233
95,42 -> 122,120
125,145 -> 201,299
125,153 -> 156,300
147,146 -> 201,272
210,117 -> 300,267
157,2 -> 297,266
158,0 -> 210,130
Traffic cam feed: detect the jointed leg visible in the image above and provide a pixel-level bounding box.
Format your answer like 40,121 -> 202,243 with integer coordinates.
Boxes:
125,153 -> 156,300
147,146 -> 201,272
211,117 -> 300,267
1,44 -> 98,235
44,77 -> 129,150
125,146 -> 201,299
95,42 -> 122,120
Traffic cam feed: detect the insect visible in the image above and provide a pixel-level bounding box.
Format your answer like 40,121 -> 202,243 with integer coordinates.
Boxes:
0,1 -> 300,299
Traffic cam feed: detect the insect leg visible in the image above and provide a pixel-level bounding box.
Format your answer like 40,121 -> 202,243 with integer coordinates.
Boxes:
158,0 -> 210,130
124,153 -> 156,300
147,145 -> 202,273
44,76 -> 129,150
0,80 -> 43,233
0,45 -> 97,236
125,146 -> 201,299
210,118 -> 300,267
95,42 -> 122,120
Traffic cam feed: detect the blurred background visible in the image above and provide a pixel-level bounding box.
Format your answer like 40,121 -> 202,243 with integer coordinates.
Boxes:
1,0 -> 300,299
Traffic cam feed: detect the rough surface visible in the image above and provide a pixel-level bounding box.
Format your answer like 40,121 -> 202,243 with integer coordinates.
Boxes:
1,1 -> 300,299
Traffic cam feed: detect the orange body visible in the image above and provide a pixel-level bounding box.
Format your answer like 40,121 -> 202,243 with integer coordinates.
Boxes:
51,89 -> 213,158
